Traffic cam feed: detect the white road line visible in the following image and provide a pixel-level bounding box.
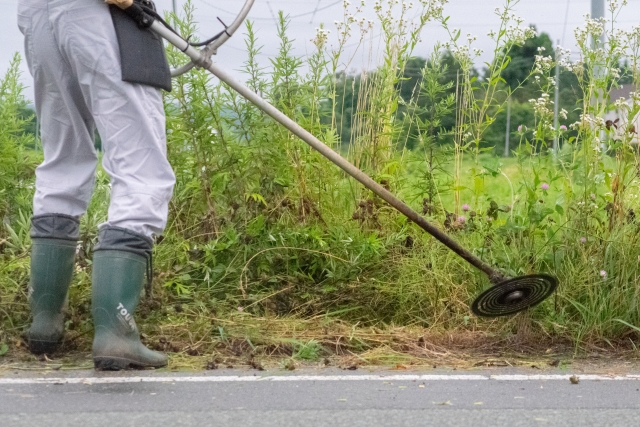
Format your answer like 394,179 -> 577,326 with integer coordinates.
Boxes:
491,375 -> 640,381
0,375 -> 487,385
0,374 -> 639,385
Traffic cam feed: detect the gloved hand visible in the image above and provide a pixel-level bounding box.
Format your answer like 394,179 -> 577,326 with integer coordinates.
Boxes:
105,0 -> 134,10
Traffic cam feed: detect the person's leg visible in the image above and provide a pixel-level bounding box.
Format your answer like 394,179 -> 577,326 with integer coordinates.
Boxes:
55,0 -> 175,238
18,0 -> 98,354
19,2 -> 98,218
54,0 -> 175,369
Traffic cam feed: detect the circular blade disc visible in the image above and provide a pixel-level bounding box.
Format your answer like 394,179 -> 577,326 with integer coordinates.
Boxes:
472,274 -> 558,317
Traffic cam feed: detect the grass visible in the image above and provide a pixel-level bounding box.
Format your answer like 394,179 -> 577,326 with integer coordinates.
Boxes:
4,0 -> 640,368
418,154 -> 529,207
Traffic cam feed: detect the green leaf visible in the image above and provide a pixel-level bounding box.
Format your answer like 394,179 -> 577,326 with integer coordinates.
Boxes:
247,215 -> 266,237
474,176 -> 484,195
247,193 -> 268,207
612,319 -> 640,334
0,343 -> 8,356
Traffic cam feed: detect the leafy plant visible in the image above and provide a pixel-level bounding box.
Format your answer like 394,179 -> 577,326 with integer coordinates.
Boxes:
5,0 -> 640,357
0,53 -> 35,241
293,339 -> 324,361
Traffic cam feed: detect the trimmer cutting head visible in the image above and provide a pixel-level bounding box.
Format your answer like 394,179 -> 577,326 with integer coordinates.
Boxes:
471,274 -> 558,317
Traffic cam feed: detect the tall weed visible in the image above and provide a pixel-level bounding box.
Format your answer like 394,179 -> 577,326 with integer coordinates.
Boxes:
5,0 -> 640,353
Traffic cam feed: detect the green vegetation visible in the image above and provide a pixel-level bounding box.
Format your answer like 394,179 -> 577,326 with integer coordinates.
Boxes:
3,0 -> 640,365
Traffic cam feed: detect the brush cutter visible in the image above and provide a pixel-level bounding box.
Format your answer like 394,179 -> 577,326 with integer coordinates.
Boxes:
122,0 -> 558,317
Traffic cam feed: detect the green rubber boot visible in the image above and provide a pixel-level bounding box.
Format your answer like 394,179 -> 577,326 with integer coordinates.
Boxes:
92,227 -> 167,370
27,215 -> 80,355
27,239 -> 76,354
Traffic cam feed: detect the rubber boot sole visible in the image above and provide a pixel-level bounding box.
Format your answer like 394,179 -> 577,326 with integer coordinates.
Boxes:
94,356 -> 167,371
27,338 -> 61,356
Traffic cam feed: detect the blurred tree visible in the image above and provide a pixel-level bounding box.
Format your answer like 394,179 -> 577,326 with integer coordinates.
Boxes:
334,30 -> 584,154
501,28 -> 554,100
480,30 -> 582,152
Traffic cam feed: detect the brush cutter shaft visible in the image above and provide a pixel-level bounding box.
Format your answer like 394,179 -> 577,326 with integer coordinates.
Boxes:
151,21 -> 503,283
169,0 -> 255,77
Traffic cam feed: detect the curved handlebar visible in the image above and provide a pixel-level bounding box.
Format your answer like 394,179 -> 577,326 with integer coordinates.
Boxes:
170,0 -> 255,77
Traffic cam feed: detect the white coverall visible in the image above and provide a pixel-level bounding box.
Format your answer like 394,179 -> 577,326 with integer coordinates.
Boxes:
18,0 -> 175,238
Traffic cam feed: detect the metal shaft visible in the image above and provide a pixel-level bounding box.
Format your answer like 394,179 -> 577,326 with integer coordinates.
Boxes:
152,22 -> 504,283
170,0 -> 256,77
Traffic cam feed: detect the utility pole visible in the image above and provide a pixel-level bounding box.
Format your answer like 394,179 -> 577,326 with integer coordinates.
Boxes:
591,0 -> 605,69
591,0 -> 605,38
590,0 -> 605,79
592,0 -> 605,145
553,40 -> 561,155
505,98 -> 511,157
172,0 -> 177,15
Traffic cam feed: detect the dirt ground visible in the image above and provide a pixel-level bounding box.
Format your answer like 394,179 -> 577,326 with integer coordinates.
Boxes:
2,331 -> 640,375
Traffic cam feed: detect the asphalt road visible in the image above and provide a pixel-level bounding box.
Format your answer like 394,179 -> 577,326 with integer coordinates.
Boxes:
1,369 -> 640,426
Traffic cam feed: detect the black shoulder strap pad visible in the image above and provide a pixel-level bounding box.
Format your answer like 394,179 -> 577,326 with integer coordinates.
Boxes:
110,2 -> 172,92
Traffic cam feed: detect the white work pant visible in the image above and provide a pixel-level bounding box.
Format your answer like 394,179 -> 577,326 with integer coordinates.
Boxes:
18,0 -> 175,237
